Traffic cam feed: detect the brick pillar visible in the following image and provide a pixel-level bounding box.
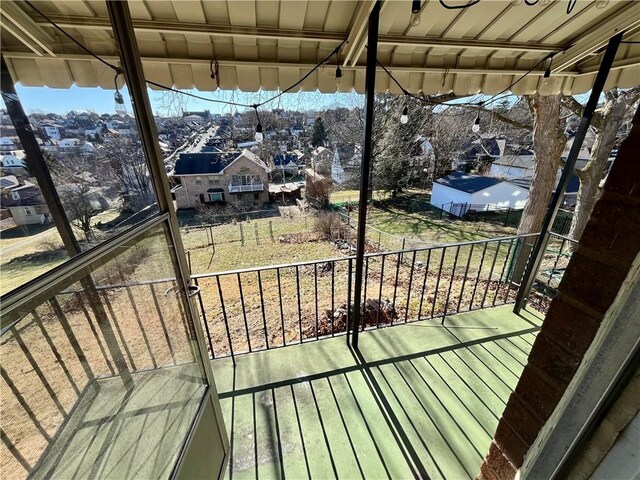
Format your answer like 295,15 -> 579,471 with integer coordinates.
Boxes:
478,104 -> 640,480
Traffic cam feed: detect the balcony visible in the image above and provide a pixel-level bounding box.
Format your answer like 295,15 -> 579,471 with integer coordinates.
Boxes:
228,182 -> 264,193
212,305 -> 542,478
3,233 -> 569,479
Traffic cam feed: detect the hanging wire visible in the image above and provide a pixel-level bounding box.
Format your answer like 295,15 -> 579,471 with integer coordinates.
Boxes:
27,0 -> 573,114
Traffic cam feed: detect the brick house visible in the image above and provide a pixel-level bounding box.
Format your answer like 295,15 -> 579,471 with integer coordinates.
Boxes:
173,149 -> 270,209
0,175 -> 51,225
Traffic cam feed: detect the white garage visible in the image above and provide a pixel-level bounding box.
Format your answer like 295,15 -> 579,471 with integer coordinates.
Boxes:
431,172 -> 529,217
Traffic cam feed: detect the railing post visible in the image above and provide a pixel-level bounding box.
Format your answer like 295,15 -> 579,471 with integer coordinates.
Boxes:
514,32 -> 623,314
350,0 -> 380,348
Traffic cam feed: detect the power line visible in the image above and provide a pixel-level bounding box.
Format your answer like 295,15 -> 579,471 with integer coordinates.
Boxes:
24,0 -> 347,113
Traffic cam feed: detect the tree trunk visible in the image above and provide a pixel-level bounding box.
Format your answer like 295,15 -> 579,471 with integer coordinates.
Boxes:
512,94 -> 567,283
569,98 -> 628,245
517,95 -> 567,236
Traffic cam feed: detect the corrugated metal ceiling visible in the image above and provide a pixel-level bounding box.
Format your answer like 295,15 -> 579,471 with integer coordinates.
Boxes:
1,0 -> 639,95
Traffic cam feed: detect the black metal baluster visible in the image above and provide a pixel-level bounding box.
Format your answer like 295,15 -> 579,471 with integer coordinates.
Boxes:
417,250 -> 432,321
296,265 -> 303,342
74,291 -> 115,374
314,264 -> 319,339
49,298 -> 94,381
101,291 -> 136,369
391,252 -> 402,324
443,246 -> 461,322
542,238 -> 567,306
276,267 -> 286,346
257,271 -> 269,350
1,367 -> 52,441
149,284 -> 177,364
10,326 -> 66,417
481,240 -> 502,308
360,257 -> 369,332
237,273 -> 251,352
119,277 -> 157,368
31,310 -> 80,394
376,255 -> 386,328
215,276 -> 235,360
346,258 -> 352,340
404,251 -> 417,322
331,261 -> 335,336
430,247 -> 447,319
457,244 -> 475,314
493,239 -> 515,306
470,242 -> 489,310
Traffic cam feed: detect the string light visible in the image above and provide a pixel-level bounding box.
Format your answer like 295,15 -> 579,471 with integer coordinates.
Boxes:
400,106 -> 409,124
410,0 -> 422,27
472,111 -> 481,133
113,73 -> 127,116
335,49 -> 343,87
253,106 -> 264,143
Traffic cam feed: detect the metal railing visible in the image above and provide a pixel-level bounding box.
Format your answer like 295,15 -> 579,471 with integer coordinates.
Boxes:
191,234 -> 539,359
525,232 -> 578,311
228,182 -> 264,193
0,229 -> 576,476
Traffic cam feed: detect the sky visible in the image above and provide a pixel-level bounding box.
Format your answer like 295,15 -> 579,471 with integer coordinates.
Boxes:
14,84 -> 365,117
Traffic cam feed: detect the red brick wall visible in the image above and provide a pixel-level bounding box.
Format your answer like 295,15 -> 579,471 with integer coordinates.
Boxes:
479,105 -> 640,480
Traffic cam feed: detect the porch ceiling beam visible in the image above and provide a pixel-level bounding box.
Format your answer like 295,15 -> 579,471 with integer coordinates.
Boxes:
551,3 -> 640,73
0,1 -> 55,56
25,11 -> 561,53
342,0 -> 380,67
1,51 -> 579,77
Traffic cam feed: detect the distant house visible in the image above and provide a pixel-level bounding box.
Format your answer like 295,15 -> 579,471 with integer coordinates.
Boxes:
182,110 -> 211,122
0,137 -> 16,152
0,176 -> 51,225
310,146 -> 333,176
272,153 -> 300,178
41,124 -> 63,141
489,155 -> 536,180
431,172 -> 528,217
1,152 -> 27,173
173,149 -> 270,209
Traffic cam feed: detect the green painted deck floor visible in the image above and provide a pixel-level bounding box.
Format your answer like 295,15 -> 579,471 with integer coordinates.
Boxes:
212,305 -> 543,480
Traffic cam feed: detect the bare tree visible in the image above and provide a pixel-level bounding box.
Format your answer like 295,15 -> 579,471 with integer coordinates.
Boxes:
60,182 -> 101,241
99,136 -> 154,211
563,88 -> 640,244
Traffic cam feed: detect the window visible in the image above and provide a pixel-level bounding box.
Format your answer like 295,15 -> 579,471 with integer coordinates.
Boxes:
24,207 -> 32,215
208,176 -> 219,185
11,191 -> 19,200
232,174 -> 258,185
254,193 -> 260,201
195,176 -> 202,185
208,192 -> 223,202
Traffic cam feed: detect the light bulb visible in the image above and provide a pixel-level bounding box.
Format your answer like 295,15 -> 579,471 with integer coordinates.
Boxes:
400,106 -> 409,124
595,0 -> 608,8
335,66 -> 343,87
540,0 -> 552,5
410,0 -> 421,26
255,123 -> 264,143
472,114 -> 480,133
114,90 -> 127,116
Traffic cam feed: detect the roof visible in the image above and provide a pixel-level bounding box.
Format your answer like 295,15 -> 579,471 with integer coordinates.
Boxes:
174,152 -> 236,175
3,1 -> 638,95
492,155 -> 536,169
434,172 -> 506,194
0,175 -> 20,188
